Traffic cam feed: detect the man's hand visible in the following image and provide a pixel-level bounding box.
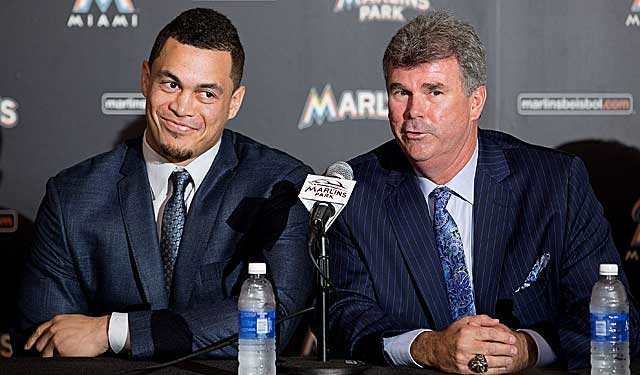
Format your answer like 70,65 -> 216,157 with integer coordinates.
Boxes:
24,314 -> 110,357
410,314 -> 535,374
491,326 -> 537,372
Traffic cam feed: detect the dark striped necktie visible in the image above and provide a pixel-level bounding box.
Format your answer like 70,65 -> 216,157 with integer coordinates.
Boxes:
160,169 -> 192,293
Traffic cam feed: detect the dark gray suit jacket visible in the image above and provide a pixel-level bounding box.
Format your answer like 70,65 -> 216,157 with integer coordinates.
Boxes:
13,129 -> 314,359
328,129 -> 639,369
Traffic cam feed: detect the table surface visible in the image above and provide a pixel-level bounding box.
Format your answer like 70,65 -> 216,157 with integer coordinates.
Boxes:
2,357 -> 637,375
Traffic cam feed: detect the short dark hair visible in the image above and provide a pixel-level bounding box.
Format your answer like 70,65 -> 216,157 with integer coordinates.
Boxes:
149,8 -> 245,90
383,11 -> 486,96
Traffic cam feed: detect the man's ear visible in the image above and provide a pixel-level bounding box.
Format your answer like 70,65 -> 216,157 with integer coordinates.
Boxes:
141,61 -> 151,97
228,85 -> 246,120
469,85 -> 486,122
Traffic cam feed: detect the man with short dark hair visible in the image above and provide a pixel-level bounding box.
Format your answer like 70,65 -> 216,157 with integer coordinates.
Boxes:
12,8 -> 313,359
328,11 -> 638,373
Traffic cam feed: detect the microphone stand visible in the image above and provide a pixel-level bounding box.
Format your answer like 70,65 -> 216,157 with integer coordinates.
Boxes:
277,219 -> 366,375
315,226 -> 330,362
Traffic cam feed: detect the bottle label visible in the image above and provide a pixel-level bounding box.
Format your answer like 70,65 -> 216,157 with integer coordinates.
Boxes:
590,313 -> 629,342
239,310 -> 275,339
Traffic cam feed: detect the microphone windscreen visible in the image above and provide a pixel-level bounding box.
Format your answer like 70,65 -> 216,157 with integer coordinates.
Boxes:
325,161 -> 353,180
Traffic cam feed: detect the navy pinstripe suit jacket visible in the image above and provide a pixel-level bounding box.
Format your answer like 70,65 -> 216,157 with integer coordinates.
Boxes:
328,129 -> 639,370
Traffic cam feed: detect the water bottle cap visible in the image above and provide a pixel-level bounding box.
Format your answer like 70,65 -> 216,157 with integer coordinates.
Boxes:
248,263 -> 266,275
599,263 -> 618,276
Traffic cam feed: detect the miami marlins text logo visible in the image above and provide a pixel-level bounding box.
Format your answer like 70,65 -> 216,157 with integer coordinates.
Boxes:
305,178 -> 348,199
298,84 -> 388,129
333,0 -> 430,22
68,0 -> 138,28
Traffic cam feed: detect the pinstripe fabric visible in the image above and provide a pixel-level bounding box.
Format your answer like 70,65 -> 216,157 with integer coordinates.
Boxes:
327,129 -> 639,370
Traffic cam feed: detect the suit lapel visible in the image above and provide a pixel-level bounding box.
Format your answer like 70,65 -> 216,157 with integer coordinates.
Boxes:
472,133 -> 514,316
171,130 -> 239,308
385,159 -> 452,330
118,140 -> 169,309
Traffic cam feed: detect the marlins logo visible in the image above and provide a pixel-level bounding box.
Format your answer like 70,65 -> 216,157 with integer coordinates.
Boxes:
517,93 -> 633,116
102,93 -> 145,115
305,178 -> 348,199
0,97 -> 18,129
628,199 -> 640,262
72,0 -> 135,13
68,0 -> 138,28
333,0 -> 430,23
627,0 -> 640,26
298,84 -> 387,129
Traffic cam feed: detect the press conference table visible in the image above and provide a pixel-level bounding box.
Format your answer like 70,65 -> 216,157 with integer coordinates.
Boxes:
2,357 -> 638,375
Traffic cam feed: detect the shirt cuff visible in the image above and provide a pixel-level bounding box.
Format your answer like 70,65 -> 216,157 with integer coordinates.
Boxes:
382,329 -> 430,367
518,329 -> 557,367
108,312 -> 130,354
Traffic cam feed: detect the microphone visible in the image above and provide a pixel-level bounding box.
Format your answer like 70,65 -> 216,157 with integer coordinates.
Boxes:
297,162 -> 362,367
325,160 -> 354,180
309,162 -> 354,233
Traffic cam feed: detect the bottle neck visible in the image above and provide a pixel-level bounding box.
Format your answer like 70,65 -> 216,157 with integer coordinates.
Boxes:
601,274 -> 617,281
249,274 -> 264,280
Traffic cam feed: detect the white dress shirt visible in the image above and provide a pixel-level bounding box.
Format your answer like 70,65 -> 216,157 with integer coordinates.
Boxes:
108,132 -> 220,354
382,141 -> 557,368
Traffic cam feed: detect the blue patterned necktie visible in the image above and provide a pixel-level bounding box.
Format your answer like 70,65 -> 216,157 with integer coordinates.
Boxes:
160,169 -> 192,293
430,186 -> 476,320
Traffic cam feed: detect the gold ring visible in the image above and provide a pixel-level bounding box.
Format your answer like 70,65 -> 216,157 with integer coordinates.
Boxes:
468,353 -> 488,373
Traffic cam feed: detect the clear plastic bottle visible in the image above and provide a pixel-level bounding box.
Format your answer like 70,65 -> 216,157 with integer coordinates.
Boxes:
590,263 -> 630,375
238,263 -> 276,375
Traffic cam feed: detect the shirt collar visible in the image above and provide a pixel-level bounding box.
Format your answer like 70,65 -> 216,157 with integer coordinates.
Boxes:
142,130 -> 220,199
415,140 -> 478,204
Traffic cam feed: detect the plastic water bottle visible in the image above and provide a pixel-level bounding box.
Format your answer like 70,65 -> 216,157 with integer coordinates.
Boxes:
238,263 -> 276,375
590,263 -> 630,375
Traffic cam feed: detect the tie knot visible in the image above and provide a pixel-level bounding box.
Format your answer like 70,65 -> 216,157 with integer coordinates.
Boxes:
170,169 -> 192,194
430,186 -> 452,205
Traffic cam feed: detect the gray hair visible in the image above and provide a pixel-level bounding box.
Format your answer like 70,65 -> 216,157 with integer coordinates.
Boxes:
383,11 -> 487,96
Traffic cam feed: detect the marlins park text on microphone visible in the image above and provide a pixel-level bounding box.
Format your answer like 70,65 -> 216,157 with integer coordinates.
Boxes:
303,183 -> 349,199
